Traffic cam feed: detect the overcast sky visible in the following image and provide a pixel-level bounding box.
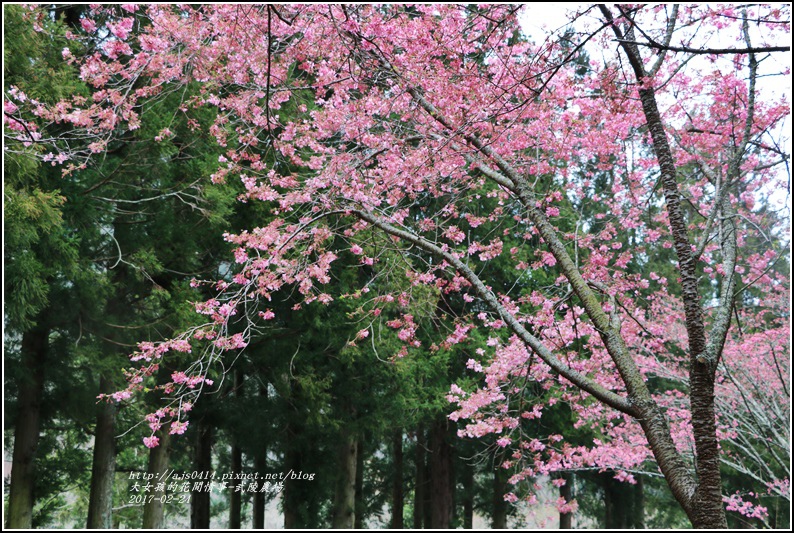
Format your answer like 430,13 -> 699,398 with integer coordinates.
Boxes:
517,4 -> 791,210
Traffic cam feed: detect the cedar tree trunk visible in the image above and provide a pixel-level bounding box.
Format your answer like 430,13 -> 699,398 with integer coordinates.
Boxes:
86,374 -> 117,528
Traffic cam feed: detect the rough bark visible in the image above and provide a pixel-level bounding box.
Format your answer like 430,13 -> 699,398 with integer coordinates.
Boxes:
190,420 -> 213,529
391,431 -> 404,529
86,374 -> 118,529
599,6 -> 728,527
331,426 -> 358,529
142,424 -> 172,529
6,324 -> 48,529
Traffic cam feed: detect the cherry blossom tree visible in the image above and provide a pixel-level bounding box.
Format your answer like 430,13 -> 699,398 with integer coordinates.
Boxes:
6,4 -> 790,528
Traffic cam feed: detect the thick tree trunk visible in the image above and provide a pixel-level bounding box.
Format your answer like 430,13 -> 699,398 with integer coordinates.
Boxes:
229,444 -> 243,528
190,420 -> 213,529
142,424 -> 172,529
603,475 -> 618,529
331,427 -> 358,528
391,431 -> 404,529
429,418 -> 453,529
461,460 -> 474,529
634,475 -> 645,529
354,438 -> 365,529
6,324 -> 48,529
414,427 -> 426,529
283,424 -> 299,529
422,448 -> 432,529
229,370 -> 244,529
492,462 -> 508,529
283,375 -> 304,529
600,9 -> 727,528
449,433 -> 457,528
637,73 -> 725,526
603,476 -> 614,529
253,383 -> 268,529
559,473 -> 573,529
86,374 -> 117,529
602,473 -> 644,529
252,452 -> 267,529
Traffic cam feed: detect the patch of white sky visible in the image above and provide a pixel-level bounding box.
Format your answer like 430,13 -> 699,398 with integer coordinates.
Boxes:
517,3 -> 791,219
